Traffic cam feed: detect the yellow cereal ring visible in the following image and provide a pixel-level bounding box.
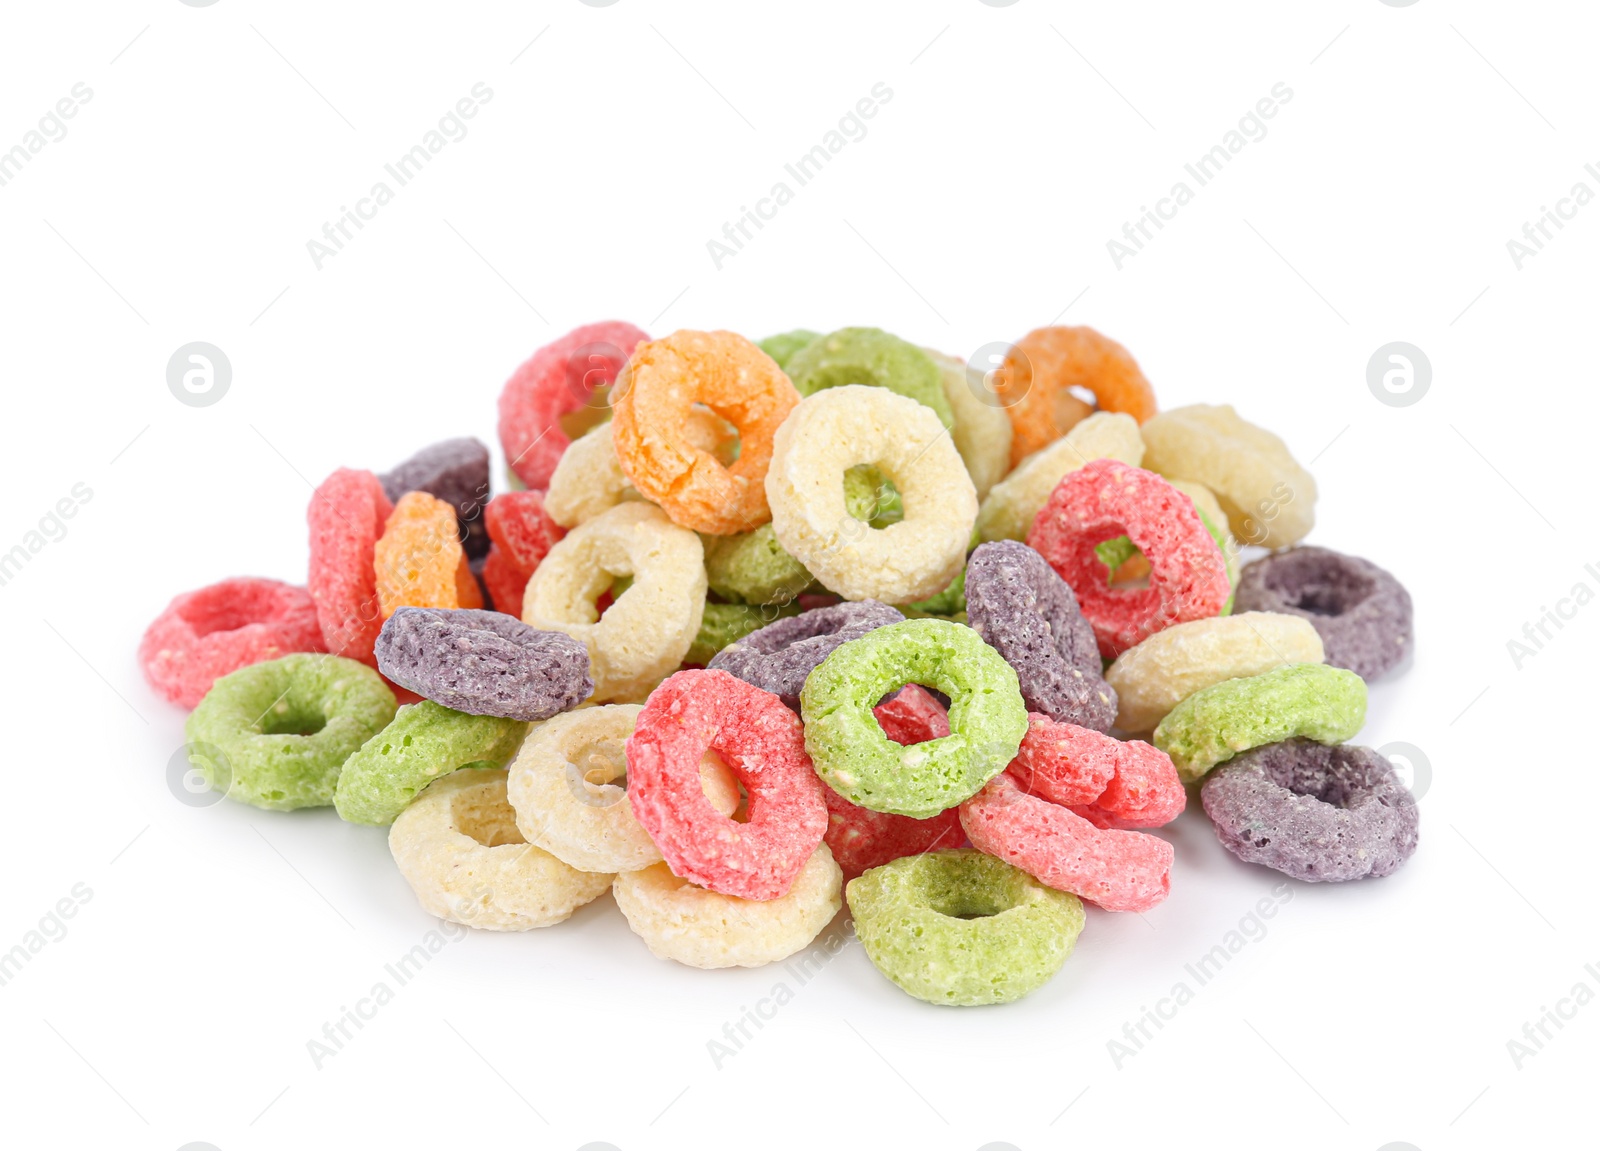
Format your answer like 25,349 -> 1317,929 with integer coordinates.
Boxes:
505,704 -> 740,873
1105,612 -> 1326,733
387,767 -> 613,931
1139,404 -> 1317,549
612,844 -> 843,969
927,349 -> 1012,502
975,412 -> 1144,543
766,385 -> 976,604
522,502 -> 706,702
611,330 -> 799,535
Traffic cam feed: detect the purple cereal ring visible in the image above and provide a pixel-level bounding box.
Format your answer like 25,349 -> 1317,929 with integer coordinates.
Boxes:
1234,546 -> 1412,680
964,540 -> 1116,732
381,437 -> 493,559
375,606 -> 592,721
708,600 -> 903,709
1200,738 -> 1419,882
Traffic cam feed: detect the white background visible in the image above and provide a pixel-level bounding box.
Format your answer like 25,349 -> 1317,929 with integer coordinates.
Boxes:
0,2 -> 1592,1149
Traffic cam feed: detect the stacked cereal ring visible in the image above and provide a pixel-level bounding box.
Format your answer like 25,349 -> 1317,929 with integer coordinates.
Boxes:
140,320 -> 1419,1006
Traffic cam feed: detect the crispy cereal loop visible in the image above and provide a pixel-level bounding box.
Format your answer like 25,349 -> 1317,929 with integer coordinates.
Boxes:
308,468 -> 395,665
506,704 -> 740,874
993,326 -> 1158,467
612,844 -> 843,969
522,502 -> 707,702
498,321 -> 650,490
1106,612 -> 1326,734
927,349 -> 1012,501
1139,403 -> 1317,549
626,670 -> 829,900
1028,458 -> 1232,658
975,412 -> 1144,544
1153,662 -> 1367,783
374,492 -> 482,619
610,330 -> 800,535
389,768 -> 614,930
545,410 -> 735,529
846,849 -> 1085,1006
766,385 -> 977,603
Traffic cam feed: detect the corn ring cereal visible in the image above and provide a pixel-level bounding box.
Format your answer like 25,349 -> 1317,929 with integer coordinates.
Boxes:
1009,717 -> 1186,830
308,467 -> 394,665
389,768 -> 614,930
1154,662 -> 1367,783
522,502 -> 706,702
610,330 -> 799,535
498,321 -> 649,489
546,409 -> 735,530
927,349 -> 1012,501
184,654 -> 397,810
374,492 -> 482,620
975,412 -> 1144,544
1106,612 -> 1326,734
625,670 -> 829,900
766,385 -> 976,604
140,577 -> 326,708
993,326 -> 1157,466
506,704 -> 740,874
613,844 -> 843,969
847,849 -> 1085,1006
1028,458 -> 1231,658
960,772 -> 1173,912
1139,403 -> 1317,549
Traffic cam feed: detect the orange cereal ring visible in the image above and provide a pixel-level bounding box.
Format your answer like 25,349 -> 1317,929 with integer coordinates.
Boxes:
610,330 -> 800,536
995,326 -> 1158,467
374,492 -> 482,619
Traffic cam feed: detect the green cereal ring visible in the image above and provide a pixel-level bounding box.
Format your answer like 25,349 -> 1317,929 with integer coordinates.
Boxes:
685,601 -> 800,666
801,618 -> 1027,818
335,701 -> 529,825
785,327 -> 954,428
185,654 -> 397,811
759,329 -> 820,370
1154,663 -> 1367,783
703,465 -> 898,604
847,849 -> 1085,1006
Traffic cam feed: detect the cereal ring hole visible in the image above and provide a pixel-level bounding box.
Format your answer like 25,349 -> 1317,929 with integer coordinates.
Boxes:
449,781 -> 527,847
1265,563 -> 1375,617
1263,745 -> 1377,809
258,699 -> 328,738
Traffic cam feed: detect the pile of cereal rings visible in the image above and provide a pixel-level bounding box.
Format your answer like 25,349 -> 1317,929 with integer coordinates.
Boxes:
140,322 -> 1419,1007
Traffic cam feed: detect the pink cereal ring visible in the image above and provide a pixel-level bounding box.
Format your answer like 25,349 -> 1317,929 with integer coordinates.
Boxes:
307,468 -> 393,666
1009,714 -> 1185,829
960,771 -> 1173,912
824,685 -> 963,879
498,321 -> 649,489
1028,457 -> 1230,658
626,669 -> 828,900
139,577 -> 325,708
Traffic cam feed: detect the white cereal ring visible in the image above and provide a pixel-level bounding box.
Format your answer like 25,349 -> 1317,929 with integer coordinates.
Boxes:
975,411 -> 1144,543
766,385 -> 976,604
522,502 -> 707,702
388,767 -> 613,931
612,844 -> 843,969
927,349 -> 1012,502
506,704 -> 740,873
1105,611 -> 1326,733
1139,403 -> 1317,549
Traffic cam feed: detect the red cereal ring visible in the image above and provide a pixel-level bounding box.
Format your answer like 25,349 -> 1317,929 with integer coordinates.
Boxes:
1008,714 -> 1185,828
308,468 -> 393,665
139,578 -> 325,708
959,771 -> 1173,912
482,491 -> 565,616
498,321 -> 650,489
625,669 -> 828,901
1028,457 -> 1230,659
823,685 -> 964,879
